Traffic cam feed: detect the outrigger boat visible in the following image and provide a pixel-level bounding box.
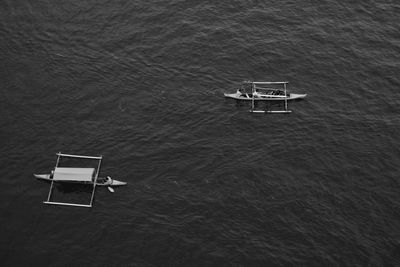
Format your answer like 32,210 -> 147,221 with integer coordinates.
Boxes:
224,81 -> 306,101
224,81 -> 306,113
36,152 -> 127,208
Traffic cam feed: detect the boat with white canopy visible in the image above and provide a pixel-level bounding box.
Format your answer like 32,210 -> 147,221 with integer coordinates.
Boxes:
34,168 -> 127,186
224,81 -> 306,113
35,152 -> 127,208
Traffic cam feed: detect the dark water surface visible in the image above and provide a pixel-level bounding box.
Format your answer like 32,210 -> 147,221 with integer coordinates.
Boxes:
1,0 -> 399,266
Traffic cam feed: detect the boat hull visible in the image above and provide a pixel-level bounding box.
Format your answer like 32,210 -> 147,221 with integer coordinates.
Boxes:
34,174 -> 127,186
224,92 -> 307,101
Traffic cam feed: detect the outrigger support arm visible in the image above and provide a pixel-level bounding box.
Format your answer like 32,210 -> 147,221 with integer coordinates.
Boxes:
252,81 -> 288,85
251,82 -> 255,111
284,83 -> 288,111
89,156 -> 102,206
56,153 -> 102,160
44,201 -> 92,208
45,152 -> 61,202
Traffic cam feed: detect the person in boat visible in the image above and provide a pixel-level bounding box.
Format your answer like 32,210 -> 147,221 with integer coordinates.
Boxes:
253,90 -> 260,98
96,177 -> 107,184
95,176 -> 111,184
238,87 -> 248,97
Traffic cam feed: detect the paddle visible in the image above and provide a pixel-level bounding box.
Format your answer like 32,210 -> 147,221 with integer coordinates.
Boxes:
107,176 -> 115,193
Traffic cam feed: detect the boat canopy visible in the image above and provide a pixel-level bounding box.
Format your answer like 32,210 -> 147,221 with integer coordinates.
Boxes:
53,167 -> 95,182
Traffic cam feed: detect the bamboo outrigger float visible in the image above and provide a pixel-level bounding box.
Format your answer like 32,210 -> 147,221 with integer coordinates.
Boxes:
224,81 -> 306,113
36,152 -> 126,208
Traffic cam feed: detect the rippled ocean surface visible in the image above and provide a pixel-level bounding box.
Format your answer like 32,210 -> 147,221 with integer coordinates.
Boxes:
1,0 -> 399,266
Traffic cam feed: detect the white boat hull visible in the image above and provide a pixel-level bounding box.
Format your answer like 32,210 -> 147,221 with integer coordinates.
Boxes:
34,174 -> 127,186
224,92 -> 307,101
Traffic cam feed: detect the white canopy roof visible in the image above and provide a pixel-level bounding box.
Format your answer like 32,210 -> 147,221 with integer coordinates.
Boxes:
53,167 -> 95,182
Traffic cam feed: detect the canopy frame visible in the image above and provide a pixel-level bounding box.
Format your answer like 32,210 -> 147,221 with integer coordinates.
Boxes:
249,81 -> 292,114
44,152 -> 102,208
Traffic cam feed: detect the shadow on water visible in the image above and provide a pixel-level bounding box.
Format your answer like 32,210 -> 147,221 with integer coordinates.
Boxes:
54,182 -> 94,194
36,179 -> 95,194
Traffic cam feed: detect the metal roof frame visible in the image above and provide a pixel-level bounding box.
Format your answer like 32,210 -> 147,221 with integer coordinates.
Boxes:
44,152 -> 102,208
249,81 -> 292,114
